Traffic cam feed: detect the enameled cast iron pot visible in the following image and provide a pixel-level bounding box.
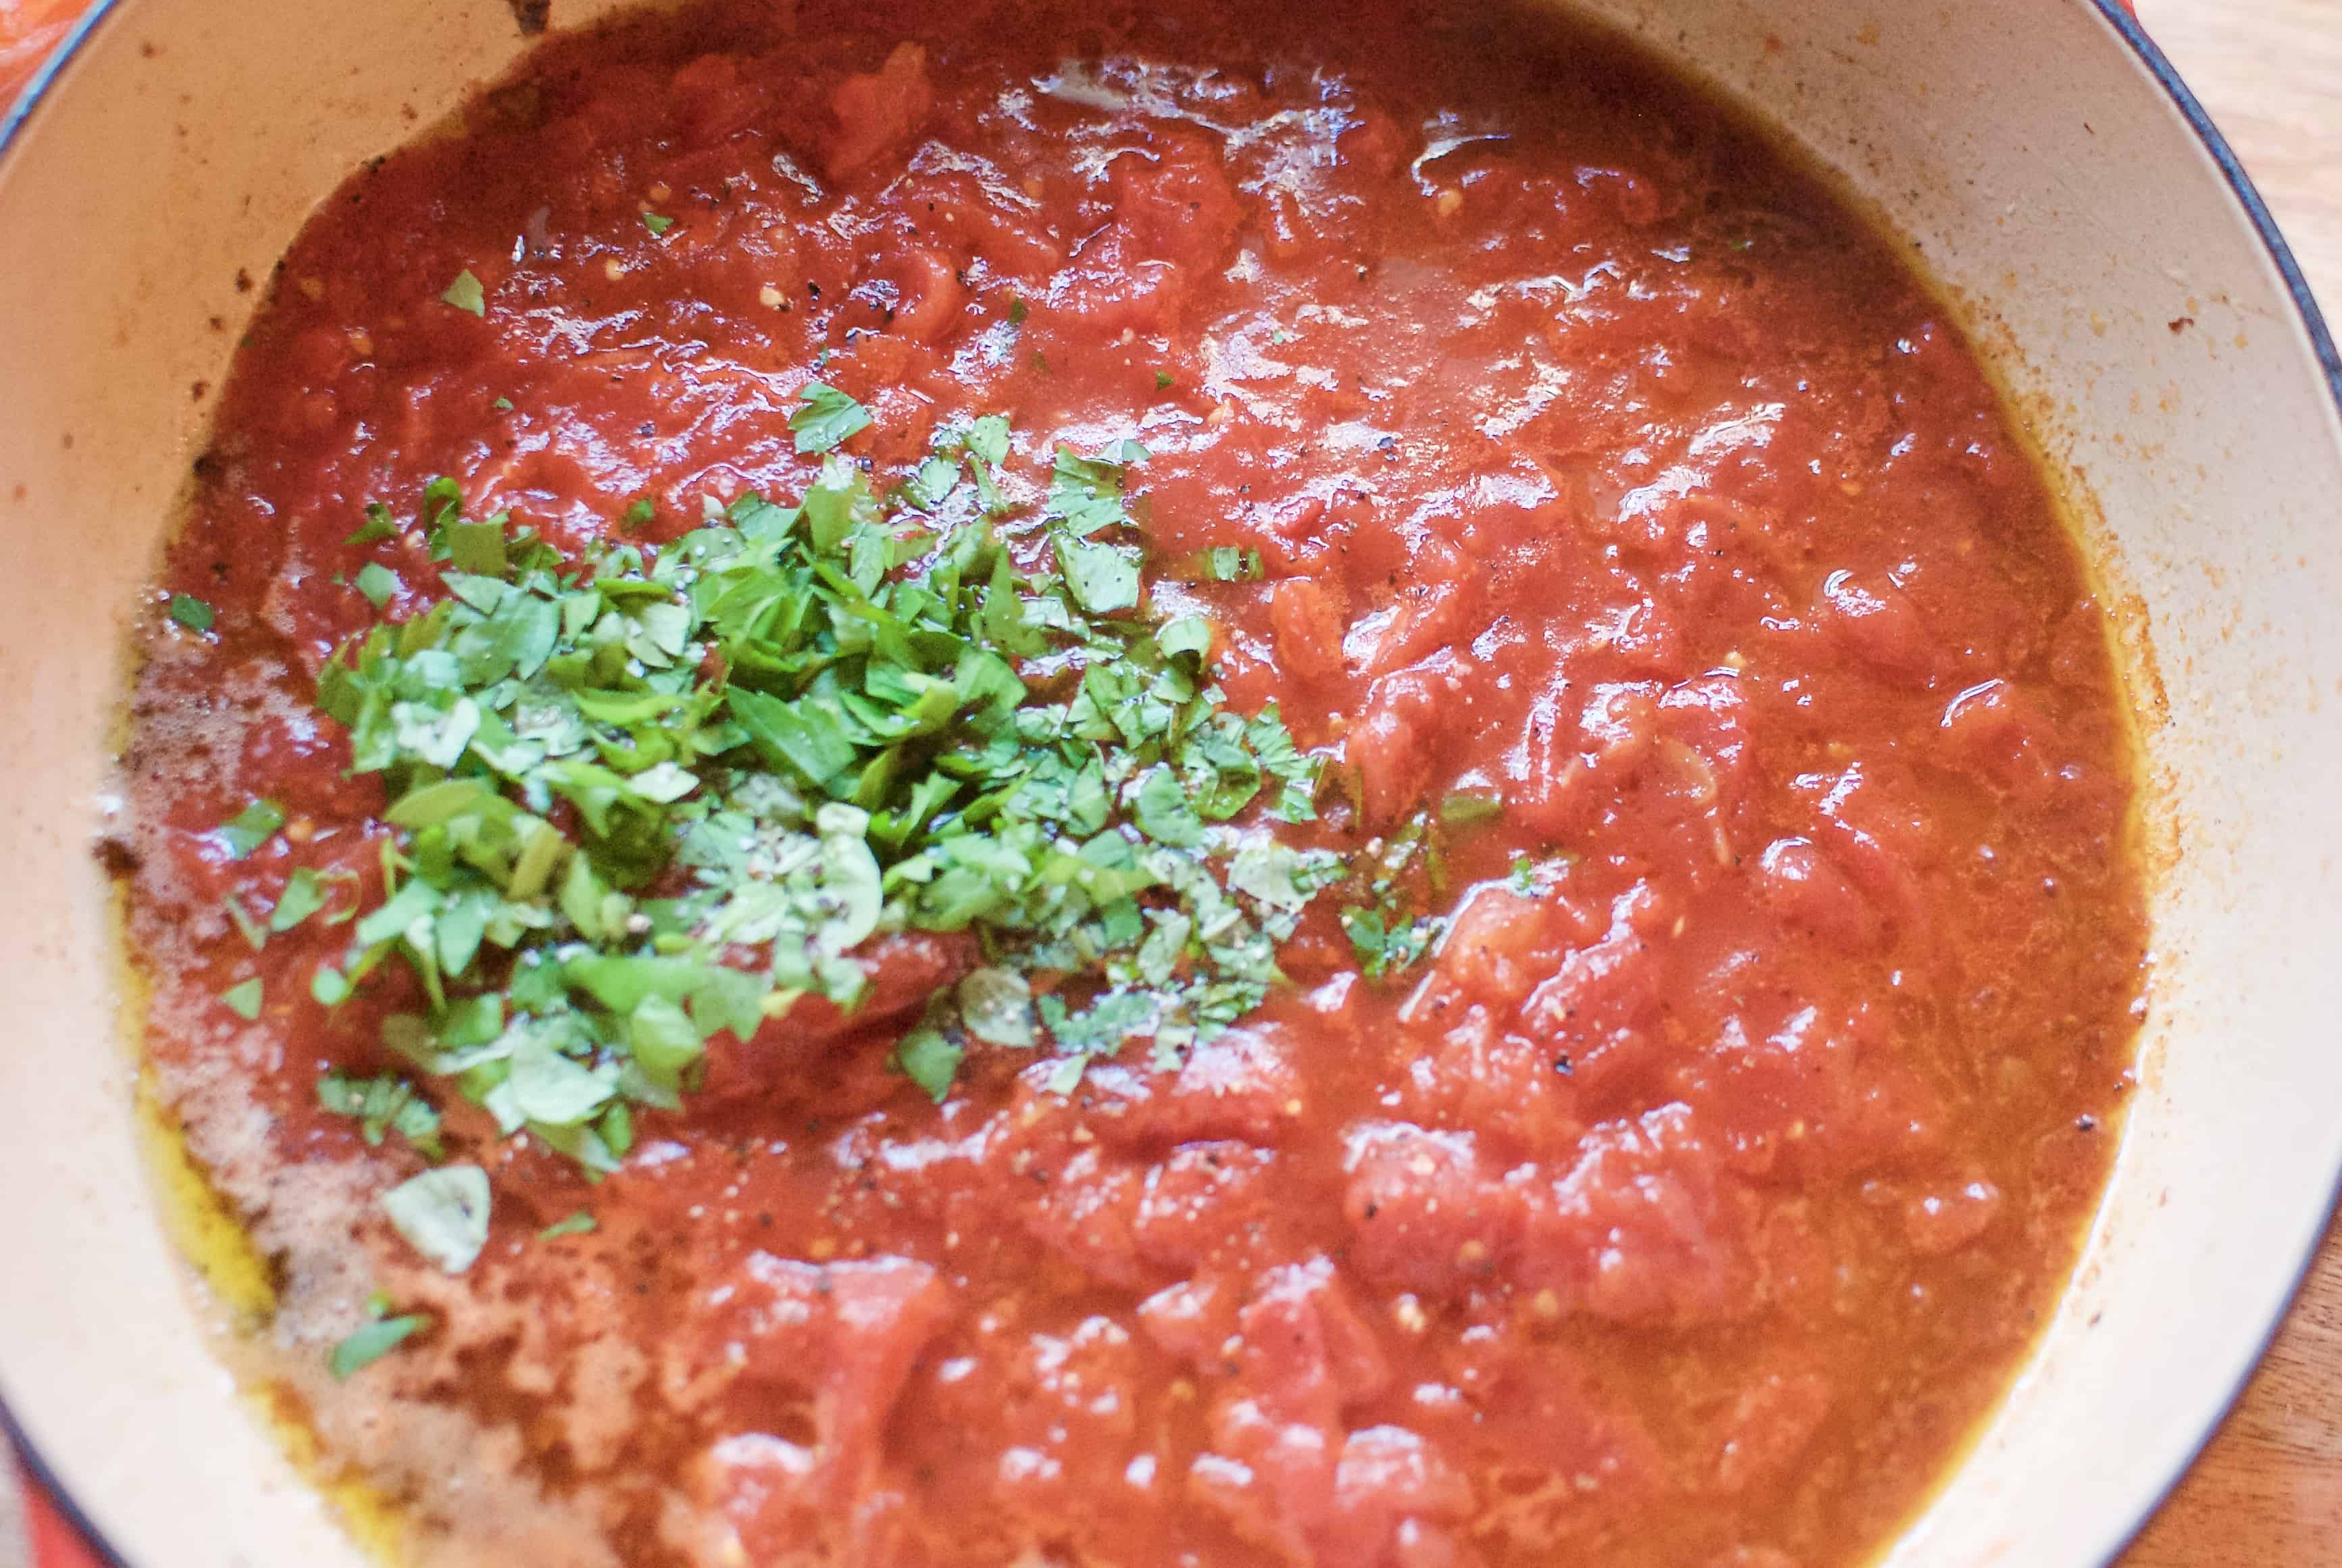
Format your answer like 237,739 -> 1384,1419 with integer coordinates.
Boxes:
2,2 -> 2339,1564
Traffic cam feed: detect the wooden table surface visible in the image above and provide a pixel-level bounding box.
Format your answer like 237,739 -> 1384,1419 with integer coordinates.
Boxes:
1,3 -> 2339,1567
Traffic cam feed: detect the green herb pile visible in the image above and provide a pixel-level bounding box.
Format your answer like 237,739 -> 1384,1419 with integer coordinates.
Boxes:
290,399 -> 1340,1176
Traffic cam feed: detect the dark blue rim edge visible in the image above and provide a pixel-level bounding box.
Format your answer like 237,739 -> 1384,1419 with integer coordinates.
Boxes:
4,2 -> 2341,1565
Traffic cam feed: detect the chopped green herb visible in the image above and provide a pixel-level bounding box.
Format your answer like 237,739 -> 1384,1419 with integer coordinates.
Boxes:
789,381 -> 871,453
379,1165 -> 491,1273
444,517 -> 506,575
220,978 -> 263,1020
1008,297 -> 1029,326
1338,812 -> 1448,980
1163,546 -> 1264,584
491,396 -> 514,412
621,497 -> 656,532
1156,370 -> 1174,390
640,210 -> 675,237
441,269 -> 486,316
215,799 -> 285,859
328,1310 -> 430,1379
1438,790 -> 1504,826
355,561 -> 400,609
957,967 -> 1035,1047
306,428 -> 1346,1146
896,1024 -> 963,1103
1246,705 -> 1323,822
346,503 -> 400,547
222,894 -> 269,953
1054,535 -> 1143,613
1044,441 -> 1148,537
319,1069 -> 443,1159
1341,905 -> 1441,980
168,594 -> 215,633
538,1211 -> 596,1239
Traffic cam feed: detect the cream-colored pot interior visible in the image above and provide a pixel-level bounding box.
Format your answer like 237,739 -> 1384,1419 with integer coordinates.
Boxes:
3,1 -> 2338,1564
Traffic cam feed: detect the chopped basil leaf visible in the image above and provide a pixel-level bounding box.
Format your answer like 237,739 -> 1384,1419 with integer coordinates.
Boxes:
272,867 -> 334,928
444,517 -> 506,575
355,561 -> 400,609
1054,536 -> 1142,613
1341,905 -> 1440,980
346,503 -> 400,547
640,209 -> 675,236
538,1210 -> 596,1239
1338,812 -> 1448,980
379,1165 -> 491,1273
168,594 -> 215,632
328,1311 -> 429,1379
896,1025 -> 963,1103
320,1069 -> 444,1159
222,894 -> 268,952
957,967 -> 1034,1047
491,396 -> 514,412
790,380 -> 871,453
440,269 -> 486,316
220,978 -> 263,1019
1439,790 -> 1504,826
1156,369 -> 1175,390
215,799 -> 285,859
1165,546 -> 1264,583
1008,297 -> 1029,326
1044,442 -> 1148,538
307,426 -> 1348,1153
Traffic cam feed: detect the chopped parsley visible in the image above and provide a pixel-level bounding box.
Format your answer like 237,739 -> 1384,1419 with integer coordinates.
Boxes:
440,269 -> 487,317
168,594 -> 215,632
538,1210 -> 596,1239
640,209 -> 675,237
311,422 -> 1339,1174
789,381 -> 872,453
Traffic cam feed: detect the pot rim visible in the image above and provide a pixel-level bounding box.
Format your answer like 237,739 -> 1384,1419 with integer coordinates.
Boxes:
3,2 -> 2338,1565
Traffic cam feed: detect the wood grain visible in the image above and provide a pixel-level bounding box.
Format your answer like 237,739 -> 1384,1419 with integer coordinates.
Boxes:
2113,7 -> 2342,1562
2,5 -> 2338,1568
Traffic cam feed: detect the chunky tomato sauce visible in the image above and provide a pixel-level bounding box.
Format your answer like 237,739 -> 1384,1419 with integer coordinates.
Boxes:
115,2 -> 2147,1566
